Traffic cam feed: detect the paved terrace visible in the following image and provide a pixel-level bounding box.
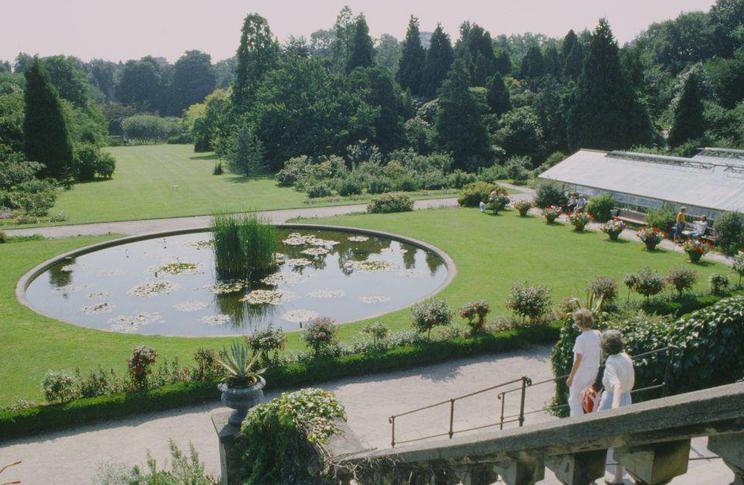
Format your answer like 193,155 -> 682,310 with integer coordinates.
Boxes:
0,346 -> 732,484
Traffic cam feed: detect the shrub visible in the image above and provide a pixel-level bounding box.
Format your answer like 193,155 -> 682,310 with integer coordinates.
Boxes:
631,267 -> 666,299
78,367 -> 121,398
0,231 -> 5,243
543,206 -> 561,224
506,282 -> 552,324
395,175 -> 422,192
646,205 -> 676,232
367,193 -> 414,214
336,177 -> 363,196
447,169 -> 477,188
419,172 -> 448,190
306,182 -> 333,198
478,163 -> 508,183
411,299 -> 453,338
303,318 -> 339,356
569,212 -> 590,231
121,115 -> 180,143
459,301 -> 491,334
601,219 -> 625,241
128,346 -> 158,391
733,252 -> 744,285
514,200 -> 532,217
191,348 -> 222,382
587,276 -> 618,303
245,327 -> 286,365
42,370 -> 79,403
713,211 -> 744,256
236,388 -> 346,484
505,157 -> 529,184
457,182 -> 505,207
638,226 -> 664,251
366,176 -> 393,194
534,180 -> 567,208
665,268 -> 697,296
361,322 -> 389,344
709,274 -> 730,296
275,156 -> 307,186
73,144 -> 117,181
682,239 -> 710,263
213,161 -> 223,175
586,194 -> 615,222
485,194 -> 510,214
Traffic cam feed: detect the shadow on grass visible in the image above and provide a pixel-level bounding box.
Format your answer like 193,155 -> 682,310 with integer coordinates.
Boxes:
603,238 -> 631,244
189,153 -> 217,161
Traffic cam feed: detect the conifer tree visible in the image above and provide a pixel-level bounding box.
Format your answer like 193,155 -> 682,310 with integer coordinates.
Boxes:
23,59 -> 73,180
494,49 -> 512,75
668,69 -> 706,147
397,16 -> 426,96
567,19 -> 654,150
422,24 -> 454,98
520,45 -> 545,81
435,59 -> 490,170
346,15 -> 375,72
233,13 -> 279,114
486,72 -> 511,115
543,45 -> 561,78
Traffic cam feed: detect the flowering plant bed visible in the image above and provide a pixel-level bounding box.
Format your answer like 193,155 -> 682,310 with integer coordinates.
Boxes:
601,218 -> 625,241
543,206 -> 562,224
683,239 -> 711,263
638,226 -> 664,251
569,212 -> 590,231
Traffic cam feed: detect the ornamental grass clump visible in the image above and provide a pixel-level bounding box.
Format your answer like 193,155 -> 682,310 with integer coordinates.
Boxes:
514,199 -> 532,217
238,388 -> 346,484
569,212 -> 590,231
601,218 -> 625,241
216,341 -> 266,388
211,213 -> 276,278
637,226 -> 664,251
665,268 -> 698,296
506,282 -> 552,324
543,206 -> 561,224
682,239 -> 710,263
128,345 -> 158,391
459,300 -> 490,334
411,298 -> 453,339
303,317 -> 339,356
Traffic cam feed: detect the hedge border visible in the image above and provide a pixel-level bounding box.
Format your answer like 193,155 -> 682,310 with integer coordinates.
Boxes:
0,323 -> 558,442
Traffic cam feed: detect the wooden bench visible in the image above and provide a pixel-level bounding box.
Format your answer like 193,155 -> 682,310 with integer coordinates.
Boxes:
615,208 -> 646,226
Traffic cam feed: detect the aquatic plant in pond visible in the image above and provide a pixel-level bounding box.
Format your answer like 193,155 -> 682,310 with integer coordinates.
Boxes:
211,213 -> 277,278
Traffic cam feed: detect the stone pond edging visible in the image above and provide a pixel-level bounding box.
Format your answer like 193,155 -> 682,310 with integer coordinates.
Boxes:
15,223 -> 457,337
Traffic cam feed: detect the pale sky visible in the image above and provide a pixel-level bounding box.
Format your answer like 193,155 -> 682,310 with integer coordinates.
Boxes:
2,0 -> 717,64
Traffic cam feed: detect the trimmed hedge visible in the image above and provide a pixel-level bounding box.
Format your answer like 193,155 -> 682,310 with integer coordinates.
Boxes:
0,323 -> 559,441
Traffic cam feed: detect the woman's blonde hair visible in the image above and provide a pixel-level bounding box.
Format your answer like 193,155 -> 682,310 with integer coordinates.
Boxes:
572,308 -> 594,329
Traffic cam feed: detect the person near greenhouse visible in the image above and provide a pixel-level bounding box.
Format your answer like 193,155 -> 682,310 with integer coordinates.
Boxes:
575,194 -> 587,213
567,192 -> 577,215
566,309 -> 601,417
674,207 -> 687,242
597,330 -> 636,485
692,215 -> 708,238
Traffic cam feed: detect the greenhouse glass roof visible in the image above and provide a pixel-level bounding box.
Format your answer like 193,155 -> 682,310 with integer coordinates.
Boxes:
539,149 -> 744,213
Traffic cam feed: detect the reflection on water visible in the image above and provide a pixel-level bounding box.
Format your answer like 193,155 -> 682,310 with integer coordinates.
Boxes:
25,229 -> 449,337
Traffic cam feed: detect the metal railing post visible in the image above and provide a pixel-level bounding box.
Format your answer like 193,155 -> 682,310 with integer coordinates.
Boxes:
498,392 -> 506,430
449,399 -> 455,438
389,416 -> 395,448
518,377 -> 528,427
662,345 -> 677,397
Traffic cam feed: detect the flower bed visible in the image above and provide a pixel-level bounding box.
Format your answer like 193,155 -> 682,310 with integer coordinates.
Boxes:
638,226 -> 664,251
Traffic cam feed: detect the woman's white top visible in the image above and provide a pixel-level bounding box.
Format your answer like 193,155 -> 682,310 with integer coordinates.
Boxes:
572,330 -> 601,382
602,352 -> 635,394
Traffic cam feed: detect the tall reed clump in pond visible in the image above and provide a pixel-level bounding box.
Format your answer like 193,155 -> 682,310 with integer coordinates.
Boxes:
211,213 -> 277,278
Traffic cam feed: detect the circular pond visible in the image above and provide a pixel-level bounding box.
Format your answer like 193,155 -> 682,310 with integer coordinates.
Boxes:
22,227 -> 451,337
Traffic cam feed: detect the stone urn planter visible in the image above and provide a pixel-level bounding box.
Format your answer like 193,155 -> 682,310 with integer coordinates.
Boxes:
218,376 -> 266,427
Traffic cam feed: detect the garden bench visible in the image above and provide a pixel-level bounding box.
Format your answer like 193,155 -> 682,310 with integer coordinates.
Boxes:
615,208 -> 646,226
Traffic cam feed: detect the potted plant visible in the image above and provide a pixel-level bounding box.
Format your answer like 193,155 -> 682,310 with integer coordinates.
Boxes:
601,218 -> 625,241
683,239 -> 710,263
569,212 -> 591,232
637,226 -> 664,251
543,206 -> 562,224
514,200 -> 532,217
217,341 -> 267,426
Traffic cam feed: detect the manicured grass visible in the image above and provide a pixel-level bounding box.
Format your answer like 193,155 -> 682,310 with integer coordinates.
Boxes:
6,144 -> 459,227
0,207 -> 732,405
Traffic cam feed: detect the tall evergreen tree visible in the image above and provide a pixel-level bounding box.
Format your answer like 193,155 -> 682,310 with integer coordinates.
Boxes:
233,13 -> 279,114
435,59 -> 490,170
172,50 -> 216,115
455,22 -> 497,86
422,24 -> 454,98
485,73 -> 511,115
520,45 -> 545,81
494,49 -> 512,75
668,69 -> 706,147
567,19 -> 654,150
561,30 -> 583,80
543,45 -> 561,78
346,15 -> 375,72
397,16 -> 426,96
23,59 -> 73,180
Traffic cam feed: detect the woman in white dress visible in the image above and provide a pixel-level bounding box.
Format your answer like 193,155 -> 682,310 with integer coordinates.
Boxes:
566,309 -> 601,417
597,330 -> 635,485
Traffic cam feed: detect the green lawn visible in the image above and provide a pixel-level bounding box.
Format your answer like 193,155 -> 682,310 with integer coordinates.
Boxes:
8,144 -> 459,227
1,207 -> 733,404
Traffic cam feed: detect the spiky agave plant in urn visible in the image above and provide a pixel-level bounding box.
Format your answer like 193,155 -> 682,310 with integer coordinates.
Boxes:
217,341 -> 267,426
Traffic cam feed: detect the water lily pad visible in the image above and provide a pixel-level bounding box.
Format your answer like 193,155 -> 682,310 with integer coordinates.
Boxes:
347,235 -> 369,242
240,289 -> 294,306
301,247 -> 330,256
308,289 -> 346,299
204,280 -> 247,294
188,239 -> 214,250
285,258 -> 312,267
282,233 -> 339,247
87,291 -> 112,299
343,260 -> 395,272
360,295 -> 391,304
128,280 -> 178,297
202,314 -> 231,326
109,312 -> 163,332
173,300 -> 208,312
150,262 -> 199,275
281,309 -> 320,323
260,272 -> 307,286
81,302 -> 115,314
